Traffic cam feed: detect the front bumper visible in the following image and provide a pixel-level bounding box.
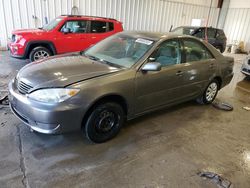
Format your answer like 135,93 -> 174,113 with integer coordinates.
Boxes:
8,80 -> 85,134
8,41 -> 26,59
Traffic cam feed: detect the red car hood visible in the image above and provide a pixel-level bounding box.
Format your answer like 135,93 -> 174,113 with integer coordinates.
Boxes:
12,28 -> 46,35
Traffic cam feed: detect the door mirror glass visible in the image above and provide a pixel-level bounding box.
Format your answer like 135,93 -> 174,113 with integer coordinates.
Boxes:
62,27 -> 70,34
141,62 -> 161,72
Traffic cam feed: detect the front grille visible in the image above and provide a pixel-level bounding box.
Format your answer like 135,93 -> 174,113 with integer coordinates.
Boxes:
11,34 -> 16,42
16,79 -> 33,94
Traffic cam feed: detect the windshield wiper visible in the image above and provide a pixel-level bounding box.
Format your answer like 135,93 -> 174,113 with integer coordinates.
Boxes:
85,54 -> 124,69
99,59 -> 124,69
86,55 -> 100,61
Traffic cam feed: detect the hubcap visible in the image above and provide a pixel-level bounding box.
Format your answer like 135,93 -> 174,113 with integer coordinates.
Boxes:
33,50 -> 49,61
206,82 -> 218,102
95,110 -> 118,133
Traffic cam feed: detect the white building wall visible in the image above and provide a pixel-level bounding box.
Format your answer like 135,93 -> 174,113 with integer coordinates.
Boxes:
0,0 -> 219,47
229,0 -> 250,9
224,0 -> 250,51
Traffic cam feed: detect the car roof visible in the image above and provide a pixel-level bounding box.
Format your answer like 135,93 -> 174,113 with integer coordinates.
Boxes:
60,15 -> 120,22
174,26 -> 221,30
120,31 -> 194,41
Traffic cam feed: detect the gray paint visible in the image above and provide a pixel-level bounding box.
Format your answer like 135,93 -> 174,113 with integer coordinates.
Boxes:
9,31 -> 234,134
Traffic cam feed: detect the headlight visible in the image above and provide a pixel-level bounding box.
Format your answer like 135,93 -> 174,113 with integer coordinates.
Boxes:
28,88 -> 80,103
15,35 -> 22,42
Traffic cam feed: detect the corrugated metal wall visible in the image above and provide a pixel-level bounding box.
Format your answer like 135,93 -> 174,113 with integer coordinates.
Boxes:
224,8 -> 250,51
0,0 -> 219,47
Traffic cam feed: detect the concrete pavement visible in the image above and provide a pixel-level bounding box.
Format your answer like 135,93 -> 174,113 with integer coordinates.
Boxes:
0,51 -> 250,188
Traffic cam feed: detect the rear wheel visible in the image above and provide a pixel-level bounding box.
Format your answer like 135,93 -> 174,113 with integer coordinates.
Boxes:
196,79 -> 219,104
29,46 -> 51,62
85,102 -> 125,143
216,46 -> 223,53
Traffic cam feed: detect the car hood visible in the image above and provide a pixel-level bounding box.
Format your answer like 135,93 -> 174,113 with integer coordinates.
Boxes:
12,28 -> 45,35
17,54 -> 122,91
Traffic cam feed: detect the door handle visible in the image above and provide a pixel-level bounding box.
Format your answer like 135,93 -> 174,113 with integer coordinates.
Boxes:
176,71 -> 183,76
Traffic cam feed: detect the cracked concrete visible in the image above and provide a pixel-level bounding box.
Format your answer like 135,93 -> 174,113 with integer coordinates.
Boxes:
16,125 -> 28,188
0,51 -> 250,187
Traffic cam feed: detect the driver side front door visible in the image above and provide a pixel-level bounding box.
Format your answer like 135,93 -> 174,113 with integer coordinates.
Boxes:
135,39 -> 186,114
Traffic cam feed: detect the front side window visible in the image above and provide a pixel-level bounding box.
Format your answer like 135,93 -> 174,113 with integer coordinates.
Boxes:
183,39 -> 214,62
207,28 -> 216,38
193,28 -> 205,38
84,34 -> 155,68
61,20 -> 87,33
150,40 -> 181,67
91,21 -> 107,33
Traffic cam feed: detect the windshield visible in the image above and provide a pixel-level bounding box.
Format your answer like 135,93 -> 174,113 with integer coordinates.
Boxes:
42,18 -> 62,31
172,27 -> 196,35
84,34 -> 155,68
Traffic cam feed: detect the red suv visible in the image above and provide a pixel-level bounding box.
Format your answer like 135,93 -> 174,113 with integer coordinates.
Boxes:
8,15 -> 123,61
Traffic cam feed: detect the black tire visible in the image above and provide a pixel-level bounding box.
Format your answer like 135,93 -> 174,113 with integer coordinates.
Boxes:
29,46 -> 52,62
196,79 -> 219,105
219,46 -> 224,53
85,102 -> 125,143
215,46 -> 223,53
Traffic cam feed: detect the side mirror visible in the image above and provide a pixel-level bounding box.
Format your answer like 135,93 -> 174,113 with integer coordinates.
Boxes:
141,62 -> 161,72
62,27 -> 70,34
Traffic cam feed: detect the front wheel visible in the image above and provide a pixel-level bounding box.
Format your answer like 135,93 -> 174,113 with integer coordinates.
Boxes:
196,80 -> 219,104
85,102 -> 125,143
29,46 -> 51,62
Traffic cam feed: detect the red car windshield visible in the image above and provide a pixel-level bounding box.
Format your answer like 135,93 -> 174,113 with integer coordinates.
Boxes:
42,18 -> 63,31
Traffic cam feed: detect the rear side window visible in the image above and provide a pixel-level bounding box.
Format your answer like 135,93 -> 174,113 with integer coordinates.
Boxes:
108,22 -> 114,31
183,39 -> 214,62
91,21 -> 107,33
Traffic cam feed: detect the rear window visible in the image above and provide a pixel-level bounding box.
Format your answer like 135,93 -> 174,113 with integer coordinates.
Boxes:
90,21 -> 107,33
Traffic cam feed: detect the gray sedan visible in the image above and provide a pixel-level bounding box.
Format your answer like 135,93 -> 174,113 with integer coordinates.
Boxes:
9,31 -> 234,143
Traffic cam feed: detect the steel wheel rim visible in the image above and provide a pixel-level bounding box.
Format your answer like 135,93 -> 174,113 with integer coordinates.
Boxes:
95,110 -> 119,133
33,50 -> 49,61
206,82 -> 218,102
